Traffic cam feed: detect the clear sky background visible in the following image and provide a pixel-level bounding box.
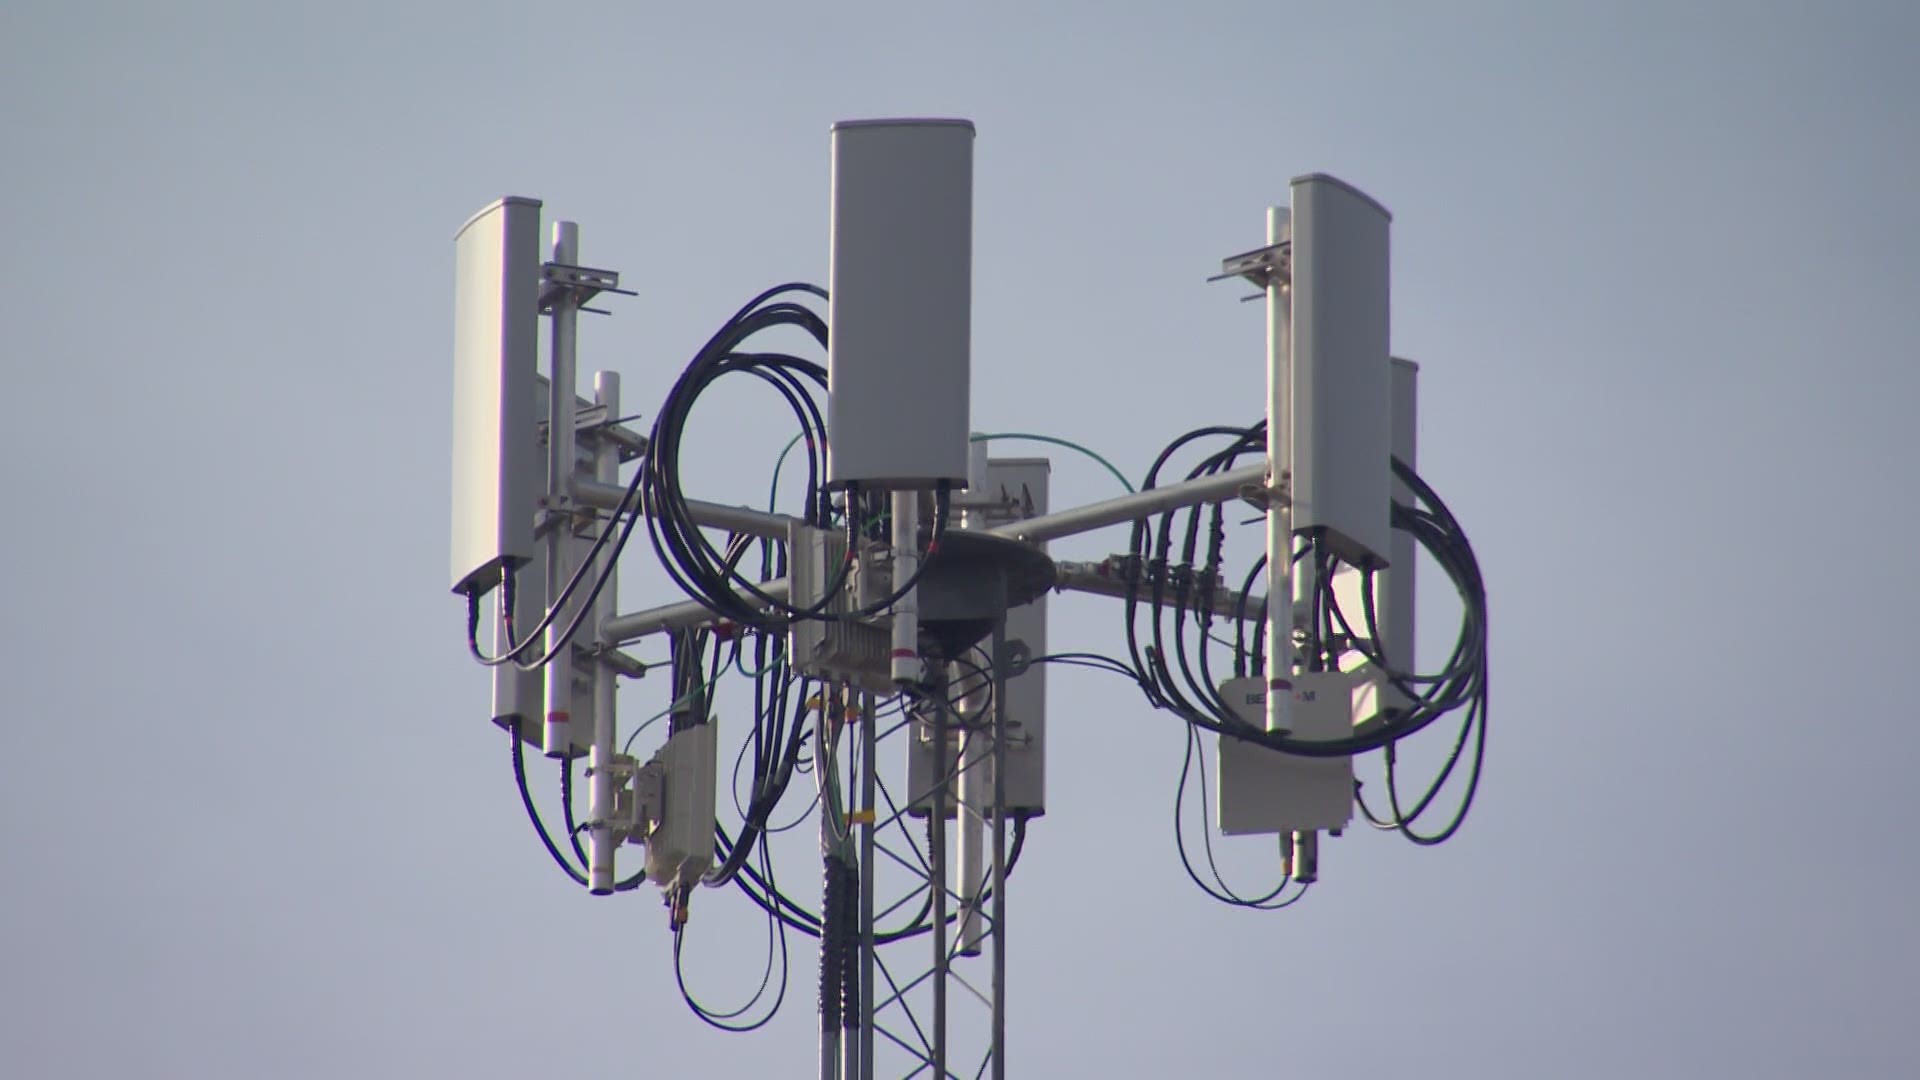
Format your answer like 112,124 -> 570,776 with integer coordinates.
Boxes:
3,2 -> 1916,1077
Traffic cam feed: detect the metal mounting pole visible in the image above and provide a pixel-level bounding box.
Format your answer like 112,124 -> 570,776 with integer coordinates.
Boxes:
929,676 -> 949,1079
957,651 -> 988,957
1264,206 -> 1297,735
542,221 -> 581,758
820,684 -> 842,1080
587,370 -> 620,894
859,691 -> 877,1080
989,612 -> 1009,1080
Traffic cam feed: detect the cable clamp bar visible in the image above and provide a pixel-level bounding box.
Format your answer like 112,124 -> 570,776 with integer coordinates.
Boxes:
585,753 -> 638,781
539,407 -> 647,461
540,261 -> 636,313
585,645 -> 652,679
1208,241 -> 1292,301
531,491 -> 587,540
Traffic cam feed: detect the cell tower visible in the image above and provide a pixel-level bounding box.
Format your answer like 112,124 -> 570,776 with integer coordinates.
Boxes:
449,119 -> 1488,1080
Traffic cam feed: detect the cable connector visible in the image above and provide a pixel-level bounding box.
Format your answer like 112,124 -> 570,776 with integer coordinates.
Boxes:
666,883 -> 693,930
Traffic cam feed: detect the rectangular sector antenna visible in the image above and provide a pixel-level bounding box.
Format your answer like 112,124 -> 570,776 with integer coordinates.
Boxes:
827,119 -> 973,490
491,375 -> 601,757
904,457 -> 1050,816
989,457 -> 1048,815
1333,356 -> 1418,719
1290,174 -> 1392,568
1386,355 -> 1418,672
450,196 -> 542,595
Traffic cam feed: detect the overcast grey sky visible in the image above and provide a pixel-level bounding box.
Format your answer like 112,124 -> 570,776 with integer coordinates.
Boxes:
3,2 -> 1916,1077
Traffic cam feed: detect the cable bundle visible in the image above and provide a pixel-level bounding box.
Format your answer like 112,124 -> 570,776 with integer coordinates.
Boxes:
1033,421 -> 1489,906
1346,459 -> 1488,844
641,285 -> 836,628
1113,425 -> 1487,758
466,275 -> 1487,1026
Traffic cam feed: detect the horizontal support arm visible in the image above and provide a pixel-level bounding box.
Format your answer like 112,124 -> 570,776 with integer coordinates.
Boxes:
1052,560 -> 1262,621
599,465 -> 1269,643
606,558 -> 1264,645
572,479 -> 797,540
602,577 -> 790,644
985,463 -> 1267,545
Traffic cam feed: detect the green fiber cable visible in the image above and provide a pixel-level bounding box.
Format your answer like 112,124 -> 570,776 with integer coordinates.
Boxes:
621,675 -> 724,756
734,640 -> 784,679
970,432 -> 1135,493
768,433 -> 806,512
772,430 -> 1135,512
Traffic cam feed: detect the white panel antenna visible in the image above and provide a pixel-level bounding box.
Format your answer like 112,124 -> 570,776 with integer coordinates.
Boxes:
449,197 -> 542,596
1290,174 -> 1393,568
827,119 -> 974,490
1332,355 -> 1419,719
907,454 -> 1050,816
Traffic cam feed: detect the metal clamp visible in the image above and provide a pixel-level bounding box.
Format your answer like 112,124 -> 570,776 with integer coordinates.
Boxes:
537,405 -> 647,465
624,760 -> 664,843
1001,638 -> 1033,677
540,262 -> 637,315
1238,469 -> 1291,511
1208,242 -> 1291,302
573,404 -> 649,461
531,494 -> 578,539
572,641 -> 648,676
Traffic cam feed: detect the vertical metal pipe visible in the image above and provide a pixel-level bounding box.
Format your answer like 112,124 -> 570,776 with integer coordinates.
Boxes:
1264,206 -> 1297,735
587,370 -> 620,894
820,684 -> 841,1080
929,677 -> 948,1079
859,691 -> 877,1080
890,492 -> 919,683
989,614 -> 1009,1080
821,1019 -> 840,1078
543,221 -> 580,757
956,652 -> 987,956
960,434 -> 991,529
